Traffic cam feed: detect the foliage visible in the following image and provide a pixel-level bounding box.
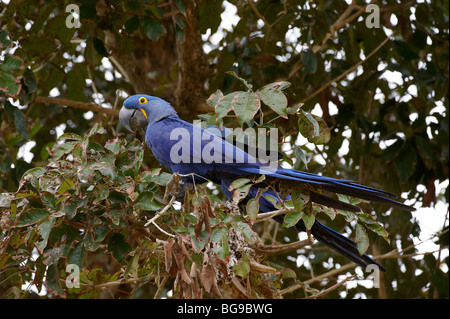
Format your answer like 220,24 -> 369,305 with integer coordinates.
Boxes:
1,0 -> 449,299
0,119 -> 314,299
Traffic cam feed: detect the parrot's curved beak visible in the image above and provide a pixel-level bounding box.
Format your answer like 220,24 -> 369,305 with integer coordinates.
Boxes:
119,106 -> 135,133
119,106 -> 148,133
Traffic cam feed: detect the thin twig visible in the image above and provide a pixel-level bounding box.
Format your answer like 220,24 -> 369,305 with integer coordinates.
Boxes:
87,66 -> 99,98
144,196 -> 176,237
34,96 -> 119,116
154,274 -> 170,299
253,206 -> 295,222
308,274 -> 356,299
247,0 -> 271,33
254,238 -> 312,255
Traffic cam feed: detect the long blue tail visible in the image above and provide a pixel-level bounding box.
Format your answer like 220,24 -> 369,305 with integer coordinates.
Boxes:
222,178 -> 387,271
296,220 -> 386,271
232,165 -> 415,212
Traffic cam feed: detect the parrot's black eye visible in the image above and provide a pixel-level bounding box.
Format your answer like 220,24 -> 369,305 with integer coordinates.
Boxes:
139,97 -> 147,104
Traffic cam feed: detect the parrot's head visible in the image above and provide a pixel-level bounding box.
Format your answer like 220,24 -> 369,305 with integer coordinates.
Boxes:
119,94 -> 177,132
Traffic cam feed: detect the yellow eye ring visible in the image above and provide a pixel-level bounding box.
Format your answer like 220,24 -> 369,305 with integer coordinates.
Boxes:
139,97 -> 147,104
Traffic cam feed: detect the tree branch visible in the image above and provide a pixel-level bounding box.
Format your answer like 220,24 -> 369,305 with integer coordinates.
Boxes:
33,96 -> 119,117
144,195 -> 177,237
299,36 -> 391,105
288,0 -> 377,79
254,238 -> 312,255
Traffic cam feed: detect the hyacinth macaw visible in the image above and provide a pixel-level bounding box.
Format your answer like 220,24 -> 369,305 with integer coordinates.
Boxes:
119,94 -> 415,271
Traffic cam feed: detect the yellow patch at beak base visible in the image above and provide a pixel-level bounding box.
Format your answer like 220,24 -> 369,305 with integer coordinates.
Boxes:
140,108 -> 148,119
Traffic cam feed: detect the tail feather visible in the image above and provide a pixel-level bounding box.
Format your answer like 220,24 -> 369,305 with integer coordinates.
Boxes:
307,221 -> 386,271
257,189 -> 386,271
237,166 -> 415,212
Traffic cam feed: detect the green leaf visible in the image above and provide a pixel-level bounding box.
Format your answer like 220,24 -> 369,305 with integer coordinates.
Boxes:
93,225 -> 110,242
206,89 -> 224,108
59,132 -> 82,142
414,135 -> 435,169
87,122 -> 106,137
302,213 -> 315,230
394,142 -> 417,182
107,233 -> 132,264
302,202 -> 315,230
16,208 -> 50,227
93,184 -> 109,203
214,92 -> 235,119
58,178 -> 75,194
257,86 -> 288,118
211,228 -> 226,243
3,101 -> 27,138
281,268 -> 297,280
229,178 -> 251,190
293,197 -> 305,212
294,146 -> 308,169
0,30 -> 12,48
80,2 -> 96,19
365,222 -> 390,243
246,198 -> 259,222
41,193 -> 57,210
13,105 -> 28,139
93,37 -> 108,57
124,16 -> 140,33
142,17 -> 166,41
52,142 -> 75,161
382,139 -> 402,161
198,0 -> 222,34
298,111 -> 330,144
67,241 -> 85,269
233,250 -> 250,278
394,40 -> 419,60
66,68 -> 86,101
85,34 -> 101,65
0,193 -> 14,208
430,269 -> 449,295
299,110 -> 319,137
22,167 -> 46,181
283,211 -> 303,228
0,55 -> 23,72
232,183 -> 252,203
258,81 -> 291,91
88,141 -> 105,153
321,206 -> 336,221
136,191 -> 164,211
175,0 -> 186,13
46,265 -> 65,297
226,71 -> 253,90
355,224 -> 369,255
231,92 -> 260,125
357,212 -> 377,224
301,48 -> 317,74
89,162 -> 116,180
310,116 -> 330,144
36,219 -> 55,250
0,70 -> 19,95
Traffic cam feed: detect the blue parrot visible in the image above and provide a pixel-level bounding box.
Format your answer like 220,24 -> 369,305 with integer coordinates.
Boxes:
119,94 -> 415,272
